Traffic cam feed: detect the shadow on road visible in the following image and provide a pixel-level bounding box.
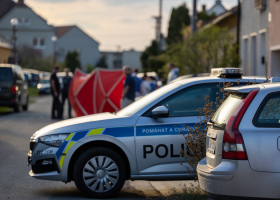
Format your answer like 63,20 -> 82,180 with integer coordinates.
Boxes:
32,186 -> 161,200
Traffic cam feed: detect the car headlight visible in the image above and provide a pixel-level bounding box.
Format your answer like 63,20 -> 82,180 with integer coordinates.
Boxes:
39,134 -> 69,147
37,84 -> 41,89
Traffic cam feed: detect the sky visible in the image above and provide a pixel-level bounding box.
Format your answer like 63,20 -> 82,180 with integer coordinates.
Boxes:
24,0 -> 237,51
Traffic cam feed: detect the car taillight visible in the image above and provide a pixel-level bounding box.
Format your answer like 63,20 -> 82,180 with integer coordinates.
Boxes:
222,89 -> 259,160
11,85 -> 17,93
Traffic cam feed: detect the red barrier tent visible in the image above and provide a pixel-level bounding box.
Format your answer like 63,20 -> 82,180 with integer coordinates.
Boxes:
69,68 -> 125,117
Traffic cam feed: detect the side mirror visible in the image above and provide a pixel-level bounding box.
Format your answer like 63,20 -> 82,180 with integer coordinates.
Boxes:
150,106 -> 169,118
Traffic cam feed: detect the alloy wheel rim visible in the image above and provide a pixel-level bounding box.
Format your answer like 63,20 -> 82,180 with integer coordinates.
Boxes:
83,156 -> 119,193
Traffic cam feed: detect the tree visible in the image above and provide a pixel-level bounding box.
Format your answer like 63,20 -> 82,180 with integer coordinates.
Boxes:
166,3 -> 190,45
198,11 -> 216,21
162,26 -> 240,76
96,56 -> 107,68
140,40 -> 160,72
64,51 -> 81,72
18,45 -> 52,72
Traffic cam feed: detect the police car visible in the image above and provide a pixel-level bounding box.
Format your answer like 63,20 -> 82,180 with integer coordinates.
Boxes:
28,68 -> 269,198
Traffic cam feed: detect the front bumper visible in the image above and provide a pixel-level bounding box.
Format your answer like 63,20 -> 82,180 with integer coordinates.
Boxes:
28,140 -> 62,181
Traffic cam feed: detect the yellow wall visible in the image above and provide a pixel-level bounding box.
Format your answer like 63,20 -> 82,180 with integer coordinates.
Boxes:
0,47 -> 11,63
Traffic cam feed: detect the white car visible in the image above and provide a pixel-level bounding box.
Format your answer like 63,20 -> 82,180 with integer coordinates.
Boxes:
198,82 -> 280,199
28,68 -> 270,198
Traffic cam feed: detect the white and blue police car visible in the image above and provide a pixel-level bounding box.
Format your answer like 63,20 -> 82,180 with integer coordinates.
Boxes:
28,68 -> 269,198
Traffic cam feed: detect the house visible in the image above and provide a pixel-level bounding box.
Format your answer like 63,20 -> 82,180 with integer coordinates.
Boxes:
267,0 -> 280,77
101,49 -> 142,70
0,33 -> 12,63
207,0 -> 227,16
240,0 -> 268,76
55,25 -> 100,71
0,0 -> 55,57
203,6 -> 238,39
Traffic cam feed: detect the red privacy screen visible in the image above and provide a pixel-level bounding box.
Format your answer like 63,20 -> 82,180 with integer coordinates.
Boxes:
69,68 -> 125,117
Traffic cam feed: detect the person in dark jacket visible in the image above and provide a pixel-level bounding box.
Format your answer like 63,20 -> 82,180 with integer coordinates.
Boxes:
61,68 -> 72,118
50,66 -> 62,119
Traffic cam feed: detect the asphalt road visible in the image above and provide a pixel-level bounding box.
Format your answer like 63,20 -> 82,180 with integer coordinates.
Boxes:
0,95 -> 199,200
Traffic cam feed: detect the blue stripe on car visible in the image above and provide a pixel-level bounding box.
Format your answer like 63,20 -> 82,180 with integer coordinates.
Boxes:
103,127 -> 134,137
136,123 -> 196,136
71,130 -> 88,141
56,141 -> 68,160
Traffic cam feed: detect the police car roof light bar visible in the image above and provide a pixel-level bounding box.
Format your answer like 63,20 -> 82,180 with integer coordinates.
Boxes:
211,68 -> 243,78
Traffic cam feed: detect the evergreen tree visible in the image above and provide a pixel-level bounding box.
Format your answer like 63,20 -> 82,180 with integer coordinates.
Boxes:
140,40 -> 159,71
166,3 -> 190,45
64,51 -> 81,72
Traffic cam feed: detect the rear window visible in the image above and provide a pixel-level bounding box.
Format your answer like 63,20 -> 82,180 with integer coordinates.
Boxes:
212,93 -> 247,128
0,68 -> 13,82
254,92 -> 280,127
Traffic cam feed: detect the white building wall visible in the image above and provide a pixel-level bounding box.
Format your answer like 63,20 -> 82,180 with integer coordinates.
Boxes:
56,26 -> 100,71
240,0 -> 268,76
122,50 -> 142,70
0,6 -> 55,57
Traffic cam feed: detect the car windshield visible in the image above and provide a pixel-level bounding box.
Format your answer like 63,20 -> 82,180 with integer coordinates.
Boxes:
0,68 -> 13,82
212,93 -> 247,129
117,83 -> 181,117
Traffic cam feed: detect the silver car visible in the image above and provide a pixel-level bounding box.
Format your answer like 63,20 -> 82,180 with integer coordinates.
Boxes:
28,68 -> 270,198
198,82 -> 280,199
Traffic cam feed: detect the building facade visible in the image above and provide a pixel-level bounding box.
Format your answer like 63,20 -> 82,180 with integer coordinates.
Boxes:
207,0 -> 227,16
267,0 -> 280,77
0,33 -> 12,63
55,25 -> 100,71
102,49 -> 142,70
0,0 -> 55,57
240,0 -> 268,76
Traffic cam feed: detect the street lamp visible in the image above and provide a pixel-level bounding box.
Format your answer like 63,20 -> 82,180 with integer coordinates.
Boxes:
51,36 -> 57,67
10,18 -> 18,64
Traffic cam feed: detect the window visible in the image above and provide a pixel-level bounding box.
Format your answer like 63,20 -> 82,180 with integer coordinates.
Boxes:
33,37 -> 45,49
255,0 -> 266,11
18,17 -> 30,26
145,83 -> 221,117
40,38 -> 45,46
33,38 -> 37,46
254,92 -> 280,127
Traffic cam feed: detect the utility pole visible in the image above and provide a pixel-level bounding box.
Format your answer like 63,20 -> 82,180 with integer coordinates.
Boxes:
153,0 -> 162,50
159,0 -> 162,50
191,0 -> 197,35
236,0 -> 241,55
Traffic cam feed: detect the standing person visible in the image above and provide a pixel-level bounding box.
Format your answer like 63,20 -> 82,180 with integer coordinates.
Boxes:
132,68 -> 142,97
167,62 -> 179,83
140,74 -> 151,96
61,68 -> 72,118
121,66 -> 135,109
50,66 -> 62,119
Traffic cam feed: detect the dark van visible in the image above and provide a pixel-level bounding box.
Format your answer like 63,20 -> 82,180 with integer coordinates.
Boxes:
0,64 -> 29,112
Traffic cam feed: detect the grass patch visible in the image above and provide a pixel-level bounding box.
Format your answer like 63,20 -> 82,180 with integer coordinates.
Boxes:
28,87 -> 38,97
166,184 -> 207,200
29,99 -> 36,104
0,107 -> 12,113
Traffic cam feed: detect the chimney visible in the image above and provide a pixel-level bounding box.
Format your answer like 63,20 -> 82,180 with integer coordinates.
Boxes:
202,4 -> 206,12
18,0 -> 24,4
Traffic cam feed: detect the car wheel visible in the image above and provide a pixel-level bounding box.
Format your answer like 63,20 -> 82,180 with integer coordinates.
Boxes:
22,96 -> 28,111
73,147 -> 126,198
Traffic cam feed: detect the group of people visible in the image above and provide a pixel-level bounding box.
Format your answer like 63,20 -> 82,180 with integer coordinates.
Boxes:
121,62 -> 179,109
50,66 -> 72,119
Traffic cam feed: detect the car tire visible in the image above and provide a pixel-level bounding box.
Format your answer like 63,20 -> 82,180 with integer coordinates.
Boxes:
73,147 -> 126,199
22,96 -> 28,111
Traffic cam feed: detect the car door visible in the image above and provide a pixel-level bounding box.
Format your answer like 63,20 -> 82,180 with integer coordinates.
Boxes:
241,91 -> 280,172
135,83 -> 220,175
